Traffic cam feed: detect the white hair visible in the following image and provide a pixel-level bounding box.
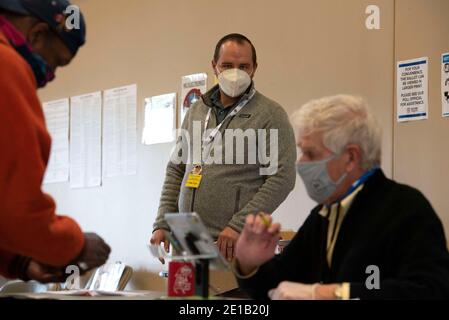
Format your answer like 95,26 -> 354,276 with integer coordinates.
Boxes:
291,95 -> 382,169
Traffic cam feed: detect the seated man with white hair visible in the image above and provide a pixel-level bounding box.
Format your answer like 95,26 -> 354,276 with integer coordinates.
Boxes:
233,95 -> 449,300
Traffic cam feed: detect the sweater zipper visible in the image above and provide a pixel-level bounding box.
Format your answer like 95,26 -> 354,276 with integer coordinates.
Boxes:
190,188 -> 196,212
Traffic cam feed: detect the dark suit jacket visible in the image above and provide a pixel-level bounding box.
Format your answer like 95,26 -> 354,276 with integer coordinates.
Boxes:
237,170 -> 449,299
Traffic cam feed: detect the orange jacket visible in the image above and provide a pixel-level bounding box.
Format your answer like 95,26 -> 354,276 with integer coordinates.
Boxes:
0,31 -> 84,279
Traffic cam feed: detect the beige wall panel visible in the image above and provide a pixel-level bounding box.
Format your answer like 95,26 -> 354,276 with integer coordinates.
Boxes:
394,0 -> 449,236
35,0 -> 394,289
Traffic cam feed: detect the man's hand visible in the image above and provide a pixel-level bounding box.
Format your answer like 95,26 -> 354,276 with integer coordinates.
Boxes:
217,227 -> 240,261
150,229 -> 170,264
26,260 -> 67,284
268,282 -> 317,300
268,282 -> 338,300
234,213 -> 281,275
73,233 -> 111,273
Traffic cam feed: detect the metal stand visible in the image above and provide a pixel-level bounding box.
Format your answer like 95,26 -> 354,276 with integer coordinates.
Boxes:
195,259 -> 209,298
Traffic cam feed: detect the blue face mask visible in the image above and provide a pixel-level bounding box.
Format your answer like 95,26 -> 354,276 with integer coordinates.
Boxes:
296,154 -> 347,204
14,45 -> 56,88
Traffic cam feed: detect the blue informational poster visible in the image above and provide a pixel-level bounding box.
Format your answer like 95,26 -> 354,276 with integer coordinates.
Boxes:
442,53 -> 449,117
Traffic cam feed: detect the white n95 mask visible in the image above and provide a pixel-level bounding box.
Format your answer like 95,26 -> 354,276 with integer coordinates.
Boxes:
217,68 -> 251,98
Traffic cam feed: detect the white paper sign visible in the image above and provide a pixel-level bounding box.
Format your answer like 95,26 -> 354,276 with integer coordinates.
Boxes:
142,93 -> 176,145
442,53 -> 449,117
69,92 -> 103,189
397,57 -> 428,122
103,84 -> 137,178
180,73 -> 207,125
42,98 -> 70,184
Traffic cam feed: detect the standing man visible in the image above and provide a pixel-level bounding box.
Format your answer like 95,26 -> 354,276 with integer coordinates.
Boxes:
151,33 -> 297,260
0,0 -> 110,283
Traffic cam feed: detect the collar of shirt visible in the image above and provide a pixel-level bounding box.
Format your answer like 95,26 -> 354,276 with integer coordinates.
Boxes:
318,184 -> 365,218
208,83 -> 254,124
319,184 -> 364,267
210,87 -> 224,108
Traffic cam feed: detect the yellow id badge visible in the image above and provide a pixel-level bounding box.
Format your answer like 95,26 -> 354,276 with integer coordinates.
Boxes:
185,165 -> 203,189
185,174 -> 202,189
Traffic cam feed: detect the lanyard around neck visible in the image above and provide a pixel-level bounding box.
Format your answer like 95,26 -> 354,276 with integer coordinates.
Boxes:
325,169 -> 378,251
201,87 -> 256,160
326,167 -> 379,209
346,167 -> 379,196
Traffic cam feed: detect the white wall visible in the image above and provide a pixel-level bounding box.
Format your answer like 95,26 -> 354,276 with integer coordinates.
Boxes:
2,0 -> 396,289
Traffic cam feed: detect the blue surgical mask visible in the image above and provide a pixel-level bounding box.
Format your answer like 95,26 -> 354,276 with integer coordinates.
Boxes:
296,155 -> 347,204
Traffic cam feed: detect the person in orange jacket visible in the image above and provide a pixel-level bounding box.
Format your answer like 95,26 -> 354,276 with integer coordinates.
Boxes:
0,0 -> 110,283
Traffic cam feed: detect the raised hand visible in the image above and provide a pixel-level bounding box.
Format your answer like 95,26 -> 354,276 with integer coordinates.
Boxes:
235,213 -> 281,275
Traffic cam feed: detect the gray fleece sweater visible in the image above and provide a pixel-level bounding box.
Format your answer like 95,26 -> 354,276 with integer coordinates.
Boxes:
153,85 -> 296,239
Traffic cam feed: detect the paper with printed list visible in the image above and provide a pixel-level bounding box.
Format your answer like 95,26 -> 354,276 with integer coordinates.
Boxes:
69,92 -> 102,188
42,98 -> 70,184
103,84 -> 137,177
